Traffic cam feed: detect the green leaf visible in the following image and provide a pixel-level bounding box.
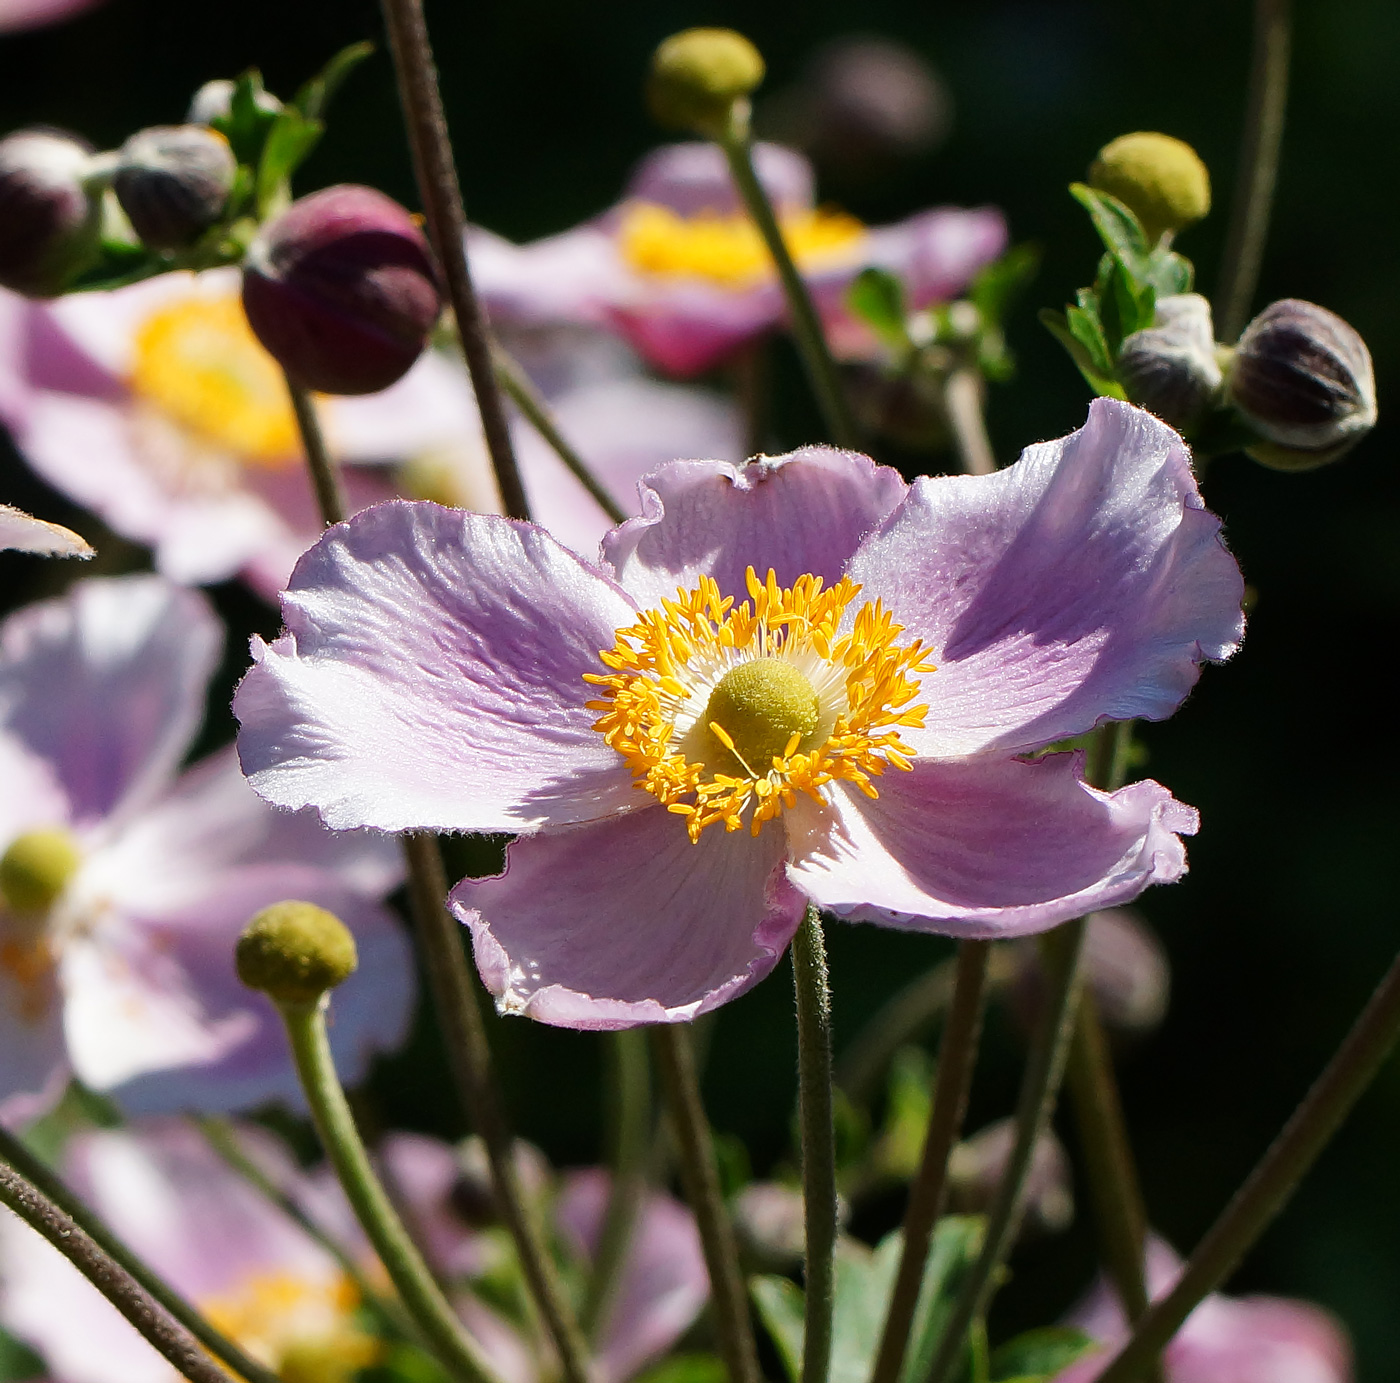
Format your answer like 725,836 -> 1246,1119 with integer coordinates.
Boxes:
990,1326 -> 1097,1380
970,244 -> 1040,325
631,1356 -> 727,1383
295,40 -> 375,121
1038,308 -> 1126,400
750,1275 -> 805,1383
256,107 -> 325,215
356,1341 -> 448,1383
0,1325 -> 45,1382
847,267 -> 912,353
1065,304 -> 1114,378
898,1216 -> 986,1383
1096,258 -> 1155,355
1069,182 -> 1149,277
211,69 -> 281,166
1143,247 -> 1194,297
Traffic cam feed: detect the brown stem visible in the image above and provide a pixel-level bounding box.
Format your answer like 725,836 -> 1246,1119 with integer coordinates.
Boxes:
286,376 -> 345,526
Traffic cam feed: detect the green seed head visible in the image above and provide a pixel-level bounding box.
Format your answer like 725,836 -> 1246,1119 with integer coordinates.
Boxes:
1088,132 -> 1211,243
703,657 -> 820,778
236,901 -> 358,1006
0,828 -> 81,915
648,28 -> 766,136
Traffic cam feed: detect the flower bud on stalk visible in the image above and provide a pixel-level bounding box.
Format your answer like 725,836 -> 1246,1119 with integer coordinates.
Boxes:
1229,298 -> 1376,470
112,125 -> 237,250
1117,293 -> 1223,431
235,900 -> 357,1007
1088,131 -> 1211,244
242,185 -> 443,395
0,129 -> 103,296
648,28 -> 766,136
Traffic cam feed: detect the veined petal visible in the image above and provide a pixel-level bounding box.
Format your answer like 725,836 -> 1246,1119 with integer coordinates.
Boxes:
603,448 -> 908,607
848,398 -> 1244,756
453,803 -> 806,1028
235,500 -> 643,833
784,754 -> 1197,939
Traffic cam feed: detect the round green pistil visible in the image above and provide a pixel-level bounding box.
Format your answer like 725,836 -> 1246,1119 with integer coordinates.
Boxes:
0,827 -> 81,916
703,657 -> 821,777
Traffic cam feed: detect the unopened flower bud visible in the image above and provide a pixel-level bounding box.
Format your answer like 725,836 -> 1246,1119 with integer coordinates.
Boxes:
242,185 -> 442,395
186,78 -> 284,128
648,28 -> 765,136
948,1118 -> 1073,1238
235,900 -> 357,1006
1088,132 -> 1210,243
112,125 -> 237,250
0,827 -> 81,916
0,129 -> 102,296
1229,298 -> 1376,470
1117,293 -> 1222,430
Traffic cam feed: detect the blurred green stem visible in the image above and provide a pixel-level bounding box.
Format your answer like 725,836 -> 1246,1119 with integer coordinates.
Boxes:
943,367 -> 996,475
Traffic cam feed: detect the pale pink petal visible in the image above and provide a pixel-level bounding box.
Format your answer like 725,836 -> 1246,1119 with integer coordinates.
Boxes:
606,283 -> 784,378
603,448 -> 907,607
622,141 -> 815,217
0,732 -> 69,842
454,802 -> 806,1028
0,504 -> 92,557
470,223 -> 629,328
0,975 -> 69,1129
784,754 -> 1197,939
235,501 -> 641,833
848,398 -> 1245,757
0,0 -> 102,34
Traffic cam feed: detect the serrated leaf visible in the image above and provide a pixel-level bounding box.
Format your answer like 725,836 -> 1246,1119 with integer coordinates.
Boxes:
1065,304 -> 1114,378
1039,308 -> 1127,400
295,40 -> 375,121
256,108 -> 325,215
750,1275 -> 804,1383
1098,259 -> 1155,355
990,1326 -> 1097,1380
1069,182 -> 1150,276
970,244 -> 1040,324
848,267 -> 911,352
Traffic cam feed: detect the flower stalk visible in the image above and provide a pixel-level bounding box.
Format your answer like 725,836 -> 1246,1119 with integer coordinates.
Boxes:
942,367 -> 997,475
285,374 -> 346,526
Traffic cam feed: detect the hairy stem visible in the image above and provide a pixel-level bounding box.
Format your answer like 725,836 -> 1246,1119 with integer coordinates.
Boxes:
942,368 -> 997,475
286,375 -> 345,525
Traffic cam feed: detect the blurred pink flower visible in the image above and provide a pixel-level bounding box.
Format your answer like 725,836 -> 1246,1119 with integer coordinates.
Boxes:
0,0 -> 100,33
472,140 -> 1006,377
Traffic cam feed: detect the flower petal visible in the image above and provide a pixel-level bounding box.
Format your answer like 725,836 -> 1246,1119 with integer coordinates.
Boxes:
0,971 -> 69,1129
848,398 -> 1245,756
784,754 -> 1197,939
0,504 -> 93,557
603,448 -> 908,607
0,575 -> 220,827
235,500 -> 642,833
454,803 -> 806,1028
622,141 -> 815,217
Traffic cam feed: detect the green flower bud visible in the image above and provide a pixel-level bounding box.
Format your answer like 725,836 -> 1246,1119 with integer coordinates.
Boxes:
1117,293 -> 1222,430
1088,131 -> 1210,244
235,900 -> 358,1006
647,28 -> 765,136
113,125 -> 237,250
0,827 -> 81,916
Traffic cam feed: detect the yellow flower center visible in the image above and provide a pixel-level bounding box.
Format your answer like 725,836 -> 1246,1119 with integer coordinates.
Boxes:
0,827 -> 77,1023
129,294 -> 300,464
586,567 -> 934,840
617,200 -> 868,289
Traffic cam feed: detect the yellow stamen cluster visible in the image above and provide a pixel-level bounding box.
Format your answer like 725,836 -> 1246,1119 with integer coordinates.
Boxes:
586,567 -> 934,841
617,201 -> 867,289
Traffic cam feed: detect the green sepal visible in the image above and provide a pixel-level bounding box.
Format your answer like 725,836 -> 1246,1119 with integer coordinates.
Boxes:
294,40 -> 375,121
989,1326 -> 1097,1381
848,267 -> 912,355
210,69 -> 282,167
1039,308 -> 1127,400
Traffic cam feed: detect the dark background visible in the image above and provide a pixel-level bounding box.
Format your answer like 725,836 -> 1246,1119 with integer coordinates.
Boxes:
3,0 -> 1398,1374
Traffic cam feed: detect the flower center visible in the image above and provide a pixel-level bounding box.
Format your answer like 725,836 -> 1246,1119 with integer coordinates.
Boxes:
129,294 -> 301,464
586,567 -> 934,840
617,200 -> 868,289
0,828 -> 77,1023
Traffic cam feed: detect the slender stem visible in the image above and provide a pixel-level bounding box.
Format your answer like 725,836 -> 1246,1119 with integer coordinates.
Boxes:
1096,945 -> 1400,1383
718,110 -> 859,449
378,0 -> 530,519
0,1156 -> 239,1383
792,907 -> 837,1383
582,1028 -> 652,1340
279,998 -> 503,1383
286,376 -> 346,526
491,344 -> 626,524
942,368 -> 996,475
651,1024 -> 762,1383
923,917 -> 1089,1383
1216,0 -> 1291,341
0,1127 -> 275,1383
400,832 -> 591,1383
733,337 -> 771,457
870,940 -> 992,1383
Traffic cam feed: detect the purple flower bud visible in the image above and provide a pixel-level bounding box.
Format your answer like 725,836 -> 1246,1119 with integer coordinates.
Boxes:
0,128 -> 101,297
113,125 -> 237,250
1230,297 -> 1376,469
1117,293 -> 1223,431
948,1117 -> 1074,1238
241,185 -> 443,395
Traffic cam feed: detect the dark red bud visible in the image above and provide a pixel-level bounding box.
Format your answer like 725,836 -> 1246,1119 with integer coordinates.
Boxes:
0,129 -> 102,297
241,185 -> 442,395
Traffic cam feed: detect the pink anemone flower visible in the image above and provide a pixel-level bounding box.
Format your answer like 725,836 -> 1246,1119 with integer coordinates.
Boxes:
0,1120 -> 709,1383
0,574 -> 410,1125
471,140 -> 1007,377
234,398 -> 1243,1029
1056,1236 -> 1352,1383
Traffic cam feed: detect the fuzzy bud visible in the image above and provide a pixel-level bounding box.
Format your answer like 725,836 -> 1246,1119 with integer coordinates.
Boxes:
0,827 -> 81,916
112,125 -> 237,250
1088,132 -> 1210,244
242,185 -> 442,395
948,1118 -> 1073,1238
235,900 -> 357,1006
1117,293 -> 1223,430
0,129 -> 102,296
648,28 -> 765,136
187,78 -> 284,127
1229,298 -> 1376,470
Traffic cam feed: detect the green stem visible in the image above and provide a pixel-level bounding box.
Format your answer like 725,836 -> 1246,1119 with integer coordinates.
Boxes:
378,0 -> 531,520
792,906 -> 837,1383
0,1156 -> 239,1383
923,917 -> 1089,1383
733,337 -> 771,457
718,110 -> 859,449
942,368 -> 996,476
651,1024 -> 762,1383
0,1126 -> 275,1383
400,832 -> 592,1383
286,375 -> 346,526
1216,0 -> 1292,342
1095,945 -> 1400,1383
870,940 -> 993,1383
279,997 -> 503,1383
582,1028 -> 653,1340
